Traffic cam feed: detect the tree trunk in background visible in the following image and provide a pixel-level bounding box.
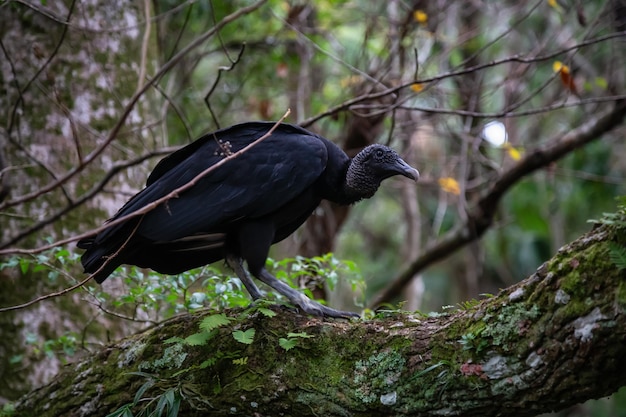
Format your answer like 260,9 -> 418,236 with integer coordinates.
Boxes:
0,0 -> 157,401
13,221 -> 626,417
448,2 -> 486,301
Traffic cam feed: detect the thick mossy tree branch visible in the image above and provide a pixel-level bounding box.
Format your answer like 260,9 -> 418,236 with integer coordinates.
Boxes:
15,223 -> 626,417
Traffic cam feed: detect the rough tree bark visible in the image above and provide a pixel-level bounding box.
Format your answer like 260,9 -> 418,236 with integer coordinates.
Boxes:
0,0 -> 156,401
12,218 -> 626,416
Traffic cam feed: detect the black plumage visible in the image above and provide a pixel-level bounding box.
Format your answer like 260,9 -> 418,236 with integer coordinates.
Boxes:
78,122 -> 419,318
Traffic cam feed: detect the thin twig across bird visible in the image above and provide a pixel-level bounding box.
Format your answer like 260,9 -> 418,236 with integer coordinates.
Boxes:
78,122 -> 419,318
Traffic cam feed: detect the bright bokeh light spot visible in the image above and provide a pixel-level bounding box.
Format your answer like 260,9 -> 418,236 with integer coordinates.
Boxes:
482,121 -> 508,147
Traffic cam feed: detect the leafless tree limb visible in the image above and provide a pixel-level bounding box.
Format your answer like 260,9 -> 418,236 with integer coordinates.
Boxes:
11,0 -> 197,34
357,94 -> 626,119
0,147 -> 177,248
300,31 -> 626,127
6,0 -> 77,137
204,43 -> 247,129
0,213 -> 147,312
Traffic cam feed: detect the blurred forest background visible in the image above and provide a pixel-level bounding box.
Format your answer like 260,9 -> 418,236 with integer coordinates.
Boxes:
1,0 -> 625,415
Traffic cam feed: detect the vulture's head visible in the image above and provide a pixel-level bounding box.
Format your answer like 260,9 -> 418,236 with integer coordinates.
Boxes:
347,144 -> 419,200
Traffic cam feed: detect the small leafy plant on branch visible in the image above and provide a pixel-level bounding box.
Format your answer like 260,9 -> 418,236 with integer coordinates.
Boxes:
588,196 -> 626,271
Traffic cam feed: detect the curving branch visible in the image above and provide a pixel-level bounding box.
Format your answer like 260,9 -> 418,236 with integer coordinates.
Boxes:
0,147 -> 177,249
6,0 -> 77,138
370,99 -> 626,308
204,43 -> 247,129
12,221 -> 626,416
300,31 -> 626,127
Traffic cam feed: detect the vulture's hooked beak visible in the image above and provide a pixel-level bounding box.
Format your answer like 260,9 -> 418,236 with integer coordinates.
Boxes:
395,159 -> 420,182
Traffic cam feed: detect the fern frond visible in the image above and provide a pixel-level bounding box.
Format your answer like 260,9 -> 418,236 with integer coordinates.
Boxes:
608,242 -> 626,271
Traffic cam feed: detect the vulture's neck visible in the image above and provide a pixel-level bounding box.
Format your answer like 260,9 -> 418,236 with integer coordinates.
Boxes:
342,154 -> 380,203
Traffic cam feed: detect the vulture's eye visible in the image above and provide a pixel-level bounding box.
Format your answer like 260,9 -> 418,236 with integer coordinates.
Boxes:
375,149 -> 384,158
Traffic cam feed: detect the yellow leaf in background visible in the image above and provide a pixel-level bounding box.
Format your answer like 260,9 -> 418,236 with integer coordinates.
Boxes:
547,0 -> 563,12
414,10 -> 428,24
503,142 -> 522,161
552,61 -> 565,73
410,83 -> 424,93
340,75 -> 362,88
552,61 -> 578,94
438,177 -> 461,195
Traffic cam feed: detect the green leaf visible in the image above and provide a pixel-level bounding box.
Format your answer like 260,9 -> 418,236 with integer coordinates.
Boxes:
164,388 -> 175,407
105,404 -> 134,417
133,378 -> 155,406
167,394 -> 181,417
154,388 -> 175,417
286,332 -> 314,339
595,76 -> 608,89
608,242 -> 626,270
257,307 -> 277,317
199,314 -> 231,332
19,258 -> 29,274
413,361 -> 450,378
279,338 -> 298,351
199,358 -> 216,368
1,403 -> 16,417
232,328 -> 255,345
9,354 -> 23,364
233,356 -> 248,365
163,337 -> 184,345
183,331 -> 214,346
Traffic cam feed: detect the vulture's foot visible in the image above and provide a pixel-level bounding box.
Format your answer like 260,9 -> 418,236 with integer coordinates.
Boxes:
296,297 -> 360,319
257,268 -> 359,319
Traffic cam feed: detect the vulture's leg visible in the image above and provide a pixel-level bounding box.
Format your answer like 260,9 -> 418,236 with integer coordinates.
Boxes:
226,254 -> 263,300
239,222 -> 358,319
257,268 -> 360,319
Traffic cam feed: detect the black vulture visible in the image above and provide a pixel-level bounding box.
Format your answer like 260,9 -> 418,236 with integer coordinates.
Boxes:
78,122 -> 419,318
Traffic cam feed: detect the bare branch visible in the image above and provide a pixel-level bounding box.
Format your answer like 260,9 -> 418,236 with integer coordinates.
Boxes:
204,43 -> 247,129
6,0 -> 77,137
135,0 -> 153,95
0,147 -> 177,248
358,94 -> 626,119
300,31 -> 626,127
12,0 -> 197,34
0,213 -> 146,312
0,275 -> 91,313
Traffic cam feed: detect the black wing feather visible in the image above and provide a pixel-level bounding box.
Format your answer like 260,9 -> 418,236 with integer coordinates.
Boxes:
88,122 -> 328,245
